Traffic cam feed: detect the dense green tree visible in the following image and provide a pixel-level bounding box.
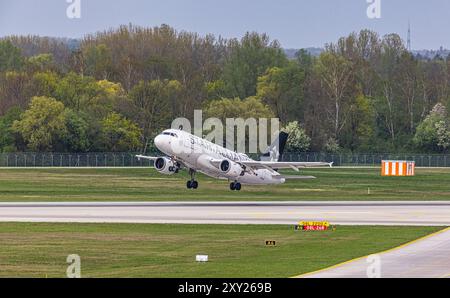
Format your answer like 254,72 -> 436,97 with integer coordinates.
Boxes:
28,71 -> 59,98
221,32 -> 288,99
257,63 -> 305,124
129,79 -> 181,141
204,96 -> 275,120
0,71 -> 30,114
205,80 -> 227,101
64,110 -> 90,152
0,40 -> 24,72
2,26 -> 450,154
54,72 -> 100,112
100,112 -> 142,151
0,106 -> 22,152
27,54 -> 54,73
340,95 -> 375,151
12,96 -> 67,151
84,44 -> 113,80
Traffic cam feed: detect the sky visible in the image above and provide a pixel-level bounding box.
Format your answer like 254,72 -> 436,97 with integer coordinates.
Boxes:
0,0 -> 449,50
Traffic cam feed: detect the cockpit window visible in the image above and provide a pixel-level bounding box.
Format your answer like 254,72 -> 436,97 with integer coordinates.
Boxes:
162,132 -> 178,138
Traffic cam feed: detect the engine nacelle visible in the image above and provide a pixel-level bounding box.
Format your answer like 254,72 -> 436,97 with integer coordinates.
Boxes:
219,160 -> 244,178
154,157 -> 177,175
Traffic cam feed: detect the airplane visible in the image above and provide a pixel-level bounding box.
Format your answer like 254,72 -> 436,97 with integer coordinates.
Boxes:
136,128 -> 333,191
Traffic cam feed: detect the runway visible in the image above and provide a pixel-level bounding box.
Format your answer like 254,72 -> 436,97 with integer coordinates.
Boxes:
0,201 -> 449,226
298,227 -> 450,278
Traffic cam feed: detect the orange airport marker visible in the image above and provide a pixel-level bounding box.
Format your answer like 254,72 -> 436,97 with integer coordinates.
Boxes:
381,160 -> 415,177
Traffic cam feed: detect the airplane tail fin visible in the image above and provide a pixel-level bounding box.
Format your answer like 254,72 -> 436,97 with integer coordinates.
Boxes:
260,132 -> 289,162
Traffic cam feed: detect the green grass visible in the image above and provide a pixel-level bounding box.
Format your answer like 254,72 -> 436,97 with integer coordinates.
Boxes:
0,223 -> 442,277
0,167 -> 449,201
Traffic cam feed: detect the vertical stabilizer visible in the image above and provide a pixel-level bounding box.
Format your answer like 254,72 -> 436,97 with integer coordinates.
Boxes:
260,132 -> 288,162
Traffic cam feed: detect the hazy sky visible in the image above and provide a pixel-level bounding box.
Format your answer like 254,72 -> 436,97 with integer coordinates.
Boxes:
0,0 -> 449,49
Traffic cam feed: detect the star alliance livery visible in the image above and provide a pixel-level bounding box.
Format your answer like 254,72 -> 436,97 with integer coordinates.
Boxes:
136,129 -> 332,191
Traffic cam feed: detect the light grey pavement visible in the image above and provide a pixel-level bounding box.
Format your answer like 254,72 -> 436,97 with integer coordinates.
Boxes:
0,201 -> 449,226
298,227 -> 450,278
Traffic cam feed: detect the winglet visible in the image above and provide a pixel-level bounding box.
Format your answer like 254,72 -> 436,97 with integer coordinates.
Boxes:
329,162 -> 334,168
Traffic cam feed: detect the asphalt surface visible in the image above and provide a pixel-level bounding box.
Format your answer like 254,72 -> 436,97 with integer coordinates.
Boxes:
0,201 -> 449,278
298,227 -> 450,278
0,201 -> 449,226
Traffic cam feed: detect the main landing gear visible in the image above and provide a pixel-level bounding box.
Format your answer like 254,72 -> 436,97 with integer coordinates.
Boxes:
187,169 -> 199,189
230,181 -> 242,191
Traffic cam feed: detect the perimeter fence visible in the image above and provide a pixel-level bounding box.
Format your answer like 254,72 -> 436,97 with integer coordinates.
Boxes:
0,152 -> 449,167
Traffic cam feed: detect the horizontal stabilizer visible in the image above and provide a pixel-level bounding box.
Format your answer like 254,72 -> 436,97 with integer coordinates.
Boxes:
282,175 -> 317,180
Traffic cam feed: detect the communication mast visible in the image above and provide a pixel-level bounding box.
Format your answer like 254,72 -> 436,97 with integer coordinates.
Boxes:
407,21 -> 411,52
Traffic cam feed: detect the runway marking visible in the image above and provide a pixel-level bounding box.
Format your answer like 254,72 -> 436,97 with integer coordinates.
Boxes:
292,226 -> 450,278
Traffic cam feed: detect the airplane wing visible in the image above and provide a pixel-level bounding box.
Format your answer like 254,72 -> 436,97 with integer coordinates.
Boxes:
239,161 -> 333,172
208,158 -> 332,172
136,155 -> 159,161
136,154 -> 189,170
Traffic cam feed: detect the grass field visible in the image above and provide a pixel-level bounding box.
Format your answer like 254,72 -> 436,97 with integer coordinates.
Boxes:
0,167 -> 449,201
0,223 -> 442,278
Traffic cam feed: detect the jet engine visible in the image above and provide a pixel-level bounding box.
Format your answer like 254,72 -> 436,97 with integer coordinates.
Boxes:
219,160 -> 244,178
154,157 -> 177,175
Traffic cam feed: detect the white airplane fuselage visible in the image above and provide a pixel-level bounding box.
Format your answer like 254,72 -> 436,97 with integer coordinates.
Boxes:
154,129 -> 285,185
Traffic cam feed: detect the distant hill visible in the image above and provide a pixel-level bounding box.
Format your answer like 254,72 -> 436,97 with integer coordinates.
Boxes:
285,47 -> 450,60
7,35 -> 449,61
284,47 -> 324,59
412,48 -> 450,60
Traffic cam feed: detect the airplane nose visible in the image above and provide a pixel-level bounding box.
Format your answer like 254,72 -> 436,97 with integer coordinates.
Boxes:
154,135 -> 164,150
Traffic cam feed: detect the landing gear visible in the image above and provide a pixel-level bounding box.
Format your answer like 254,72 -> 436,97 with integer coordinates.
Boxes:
187,180 -> 198,189
187,169 -> 199,189
169,166 -> 179,173
230,182 -> 242,191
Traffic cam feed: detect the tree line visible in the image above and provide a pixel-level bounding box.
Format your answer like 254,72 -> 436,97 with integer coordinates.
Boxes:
0,24 -> 449,153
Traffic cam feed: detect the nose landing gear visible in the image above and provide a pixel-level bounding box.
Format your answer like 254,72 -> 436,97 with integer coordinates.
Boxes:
230,182 -> 242,191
